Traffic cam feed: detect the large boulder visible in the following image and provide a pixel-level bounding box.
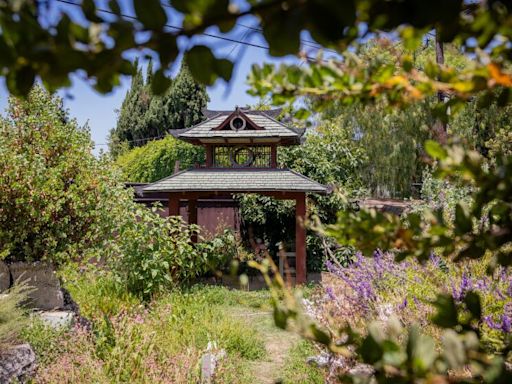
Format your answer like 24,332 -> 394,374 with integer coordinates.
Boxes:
0,260 -> 9,292
9,262 -> 64,310
0,344 -> 37,384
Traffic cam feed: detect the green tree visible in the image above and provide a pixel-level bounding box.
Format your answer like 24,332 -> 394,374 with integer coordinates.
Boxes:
162,63 -> 209,130
0,87 -> 126,264
318,101 -> 434,198
110,62 -> 208,156
109,61 -> 151,156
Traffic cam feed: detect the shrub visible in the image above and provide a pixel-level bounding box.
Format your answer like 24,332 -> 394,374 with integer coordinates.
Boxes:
0,87 -> 128,264
34,324 -> 108,384
115,134 -> 204,183
108,207 -> 233,300
321,251 -> 512,352
59,264 -> 140,321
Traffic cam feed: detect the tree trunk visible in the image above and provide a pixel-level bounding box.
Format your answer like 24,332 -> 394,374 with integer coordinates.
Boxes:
433,29 -> 448,143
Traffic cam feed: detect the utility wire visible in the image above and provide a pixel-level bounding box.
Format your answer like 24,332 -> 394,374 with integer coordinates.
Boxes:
234,22 -> 339,55
226,28 -> 250,58
55,0 -> 325,62
94,133 -> 168,146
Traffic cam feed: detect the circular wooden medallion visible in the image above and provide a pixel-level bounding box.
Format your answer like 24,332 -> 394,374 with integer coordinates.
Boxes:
230,146 -> 255,167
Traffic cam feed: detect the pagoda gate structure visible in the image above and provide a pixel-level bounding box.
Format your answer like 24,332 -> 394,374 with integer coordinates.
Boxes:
143,107 -> 327,283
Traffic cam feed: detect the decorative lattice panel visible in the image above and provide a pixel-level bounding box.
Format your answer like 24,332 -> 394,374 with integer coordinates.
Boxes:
213,146 -> 272,168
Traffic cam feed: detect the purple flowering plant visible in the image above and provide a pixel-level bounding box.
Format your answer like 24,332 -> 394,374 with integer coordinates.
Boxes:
320,250 -> 512,349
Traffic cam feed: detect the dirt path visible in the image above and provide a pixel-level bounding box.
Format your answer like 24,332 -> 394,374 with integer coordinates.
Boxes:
230,308 -> 300,384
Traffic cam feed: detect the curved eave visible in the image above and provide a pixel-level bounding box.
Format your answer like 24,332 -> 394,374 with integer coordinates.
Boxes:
176,136 -> 301,146
142,168 -> 328,195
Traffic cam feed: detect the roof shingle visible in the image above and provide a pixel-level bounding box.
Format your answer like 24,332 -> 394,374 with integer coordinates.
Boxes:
143,168 -> 328,194
178,110 -> 301,141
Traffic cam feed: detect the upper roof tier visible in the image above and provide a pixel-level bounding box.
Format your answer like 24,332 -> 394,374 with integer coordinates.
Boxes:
174,107 -> 304,145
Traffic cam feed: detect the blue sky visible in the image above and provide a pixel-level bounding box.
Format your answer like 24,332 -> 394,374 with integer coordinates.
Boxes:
0,1 -> 334,154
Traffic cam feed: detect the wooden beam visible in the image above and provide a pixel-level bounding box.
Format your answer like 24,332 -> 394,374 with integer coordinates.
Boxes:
295,193 -> 307,284
188,198 -> 198,243
256,191 -> 303,200
168,193 -> 180,217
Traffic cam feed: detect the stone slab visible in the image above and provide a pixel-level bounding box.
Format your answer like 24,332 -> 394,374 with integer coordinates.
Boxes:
0,260 -> 9,292
9,262 -> 64,310
38,311 -> 74,329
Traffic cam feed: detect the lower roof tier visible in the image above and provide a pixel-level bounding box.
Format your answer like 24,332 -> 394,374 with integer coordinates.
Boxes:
142,168 -> 328,194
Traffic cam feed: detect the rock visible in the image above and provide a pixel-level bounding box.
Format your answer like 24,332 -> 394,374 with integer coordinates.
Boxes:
200,341 -> 226,384
38,310 -> 74,329
9,262 -> 64,310
0,260 -> 10,292
0,344 -> 37,384
348,363 -> 374,377
306,352 -> 331,367
376,303 -> 394,323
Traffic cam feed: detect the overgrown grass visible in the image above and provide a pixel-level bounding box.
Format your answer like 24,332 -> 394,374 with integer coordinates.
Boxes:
281,340 -> 325,384
31,266 -> 270,383
20,318 -> 68,366
0,283 -> 30,347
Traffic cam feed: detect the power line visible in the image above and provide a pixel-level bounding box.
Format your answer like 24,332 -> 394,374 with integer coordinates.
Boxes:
94,133 -> 168,147
226,28 -> 250,58
55,0 -> 325,61
234,22 -> 339,55
159,1 -> 339,55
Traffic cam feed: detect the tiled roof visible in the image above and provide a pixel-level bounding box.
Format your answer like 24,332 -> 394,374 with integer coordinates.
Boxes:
178,110 -> 301,141
142,168 -> 328,194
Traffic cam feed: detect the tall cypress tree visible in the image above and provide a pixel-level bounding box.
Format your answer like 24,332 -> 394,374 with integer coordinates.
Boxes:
109,60 -> 148,155
109,60 -> 209,157
163,62 -> 209,130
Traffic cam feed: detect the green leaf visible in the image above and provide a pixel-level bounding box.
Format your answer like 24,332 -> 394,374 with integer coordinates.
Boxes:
108,0 -> 121,15
454,204 -> 472,234
134,0 -> 167,30
273,306 -> 288,329
358,331 -> 383,364
432,294 -> 459,329
7,66 -> 36,96
442,329 -> 466,369
424,140 -> 448,160
82,0 -> 102,22
309,324 -> 331,346
260,7 -> 303,56
294,108 -> 311,120
185,45 -> 234,85
463,291 -> 481,321
407,326 -> 437,374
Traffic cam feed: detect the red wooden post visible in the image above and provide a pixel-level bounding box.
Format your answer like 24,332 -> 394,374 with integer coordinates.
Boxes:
295,193 -> 307,284
270,145 -> 277,168
205,145 -> 213,167
168,193 -> 180,216
188,198 -> 198,243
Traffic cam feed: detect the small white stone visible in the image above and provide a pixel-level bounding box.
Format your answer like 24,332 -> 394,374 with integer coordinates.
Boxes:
38,310 -> 74,329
